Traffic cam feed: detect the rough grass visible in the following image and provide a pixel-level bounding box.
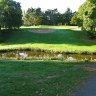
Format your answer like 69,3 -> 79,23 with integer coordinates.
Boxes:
0,26 -> 96,53
0,60 -> 95,96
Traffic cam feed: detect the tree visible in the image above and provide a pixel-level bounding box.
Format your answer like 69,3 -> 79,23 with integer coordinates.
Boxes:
23,7 -> 73,26
70,12 -> 78,25
0,0 -> 22,29
23,7 -> 43,26
43,9 -> 58,25
71,0 -> 96,39
62,8 -> 73,25
41,9 -> 62,25
0,0 -> 5,30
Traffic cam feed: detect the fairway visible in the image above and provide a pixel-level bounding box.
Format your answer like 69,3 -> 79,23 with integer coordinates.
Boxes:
0,60 -> 95,96
0,27 -> 96,53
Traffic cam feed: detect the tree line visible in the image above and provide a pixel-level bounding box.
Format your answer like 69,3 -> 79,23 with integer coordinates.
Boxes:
23,7 -> 73,26
0,0 -> 96,39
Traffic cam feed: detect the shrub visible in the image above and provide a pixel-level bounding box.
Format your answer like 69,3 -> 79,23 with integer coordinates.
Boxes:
87,31 -> 96,39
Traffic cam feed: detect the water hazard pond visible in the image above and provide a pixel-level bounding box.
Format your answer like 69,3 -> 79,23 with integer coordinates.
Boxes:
0,50 -> 96,62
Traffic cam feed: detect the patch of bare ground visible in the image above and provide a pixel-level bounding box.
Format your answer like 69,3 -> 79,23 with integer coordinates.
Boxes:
46,70 -> 66,79
37,70 -> 66,83
81,39 -> 96,43
46,75 -> 57,79
69,27 -> 81,31
75,64 -> 96,72
29,28 -> 56,34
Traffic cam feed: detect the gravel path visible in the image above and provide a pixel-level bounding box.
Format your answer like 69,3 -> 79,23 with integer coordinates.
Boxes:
74,77 -> 96,96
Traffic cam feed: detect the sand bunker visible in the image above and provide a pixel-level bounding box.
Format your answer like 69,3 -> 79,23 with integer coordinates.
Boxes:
29,28 -> 56,33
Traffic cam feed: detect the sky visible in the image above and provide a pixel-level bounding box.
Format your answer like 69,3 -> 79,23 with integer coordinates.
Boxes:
15,0 -> 86,13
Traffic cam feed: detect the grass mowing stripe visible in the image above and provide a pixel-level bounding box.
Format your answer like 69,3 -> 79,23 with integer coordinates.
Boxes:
0,27 -> 96,53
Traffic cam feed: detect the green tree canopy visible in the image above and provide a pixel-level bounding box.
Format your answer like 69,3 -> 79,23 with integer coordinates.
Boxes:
62,8 -> 73,25
23,7 -> 73,26
0,0 -> 22,30
23,7 -> 43,26
71,0 -> 96,38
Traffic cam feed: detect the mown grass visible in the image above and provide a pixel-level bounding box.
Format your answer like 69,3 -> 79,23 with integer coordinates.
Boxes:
0,60 -> 95,96
0,26 -> 96,53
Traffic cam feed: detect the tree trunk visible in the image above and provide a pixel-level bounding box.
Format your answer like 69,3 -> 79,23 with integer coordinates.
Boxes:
0,25 -> 1,31
90,26 -> 94,32
93,27 -> 95,32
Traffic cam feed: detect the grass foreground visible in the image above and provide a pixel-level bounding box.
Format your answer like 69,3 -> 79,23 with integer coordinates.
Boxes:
0,26 -> 96,53
0,60 -> 96,96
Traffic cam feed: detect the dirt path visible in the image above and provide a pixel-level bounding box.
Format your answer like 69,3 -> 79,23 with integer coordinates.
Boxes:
77,64 -> 96,72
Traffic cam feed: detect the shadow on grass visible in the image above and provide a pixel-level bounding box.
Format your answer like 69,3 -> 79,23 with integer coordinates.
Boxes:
0,60 -> 95,65
0,59 -> 95,96
1,28 -> 96,46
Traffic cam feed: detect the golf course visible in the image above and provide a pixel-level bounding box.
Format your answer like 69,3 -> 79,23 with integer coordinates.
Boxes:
0,26 -> 95,96
0,26 -> 96,53
0,0 -> 96,96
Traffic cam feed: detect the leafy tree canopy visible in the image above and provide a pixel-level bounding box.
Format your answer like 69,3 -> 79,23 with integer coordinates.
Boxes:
0,0 -> 22,30
23,7 -> 73,26
71,0 -> 96,39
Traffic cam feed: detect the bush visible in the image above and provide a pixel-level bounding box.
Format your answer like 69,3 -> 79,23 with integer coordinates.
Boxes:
87,31 -> 96,39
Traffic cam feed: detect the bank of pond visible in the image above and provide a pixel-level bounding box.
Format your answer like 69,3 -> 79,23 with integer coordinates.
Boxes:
0,49 -> 96,62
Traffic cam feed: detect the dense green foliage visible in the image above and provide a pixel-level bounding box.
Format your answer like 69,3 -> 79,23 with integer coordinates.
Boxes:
0,60 -> 95,96
0,0 -> 22,29
71,12 -> 79,26
23,8 -> 42,26
71,0 -> 96,39
0,27 -> 96,53
23,8 -> 73,26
